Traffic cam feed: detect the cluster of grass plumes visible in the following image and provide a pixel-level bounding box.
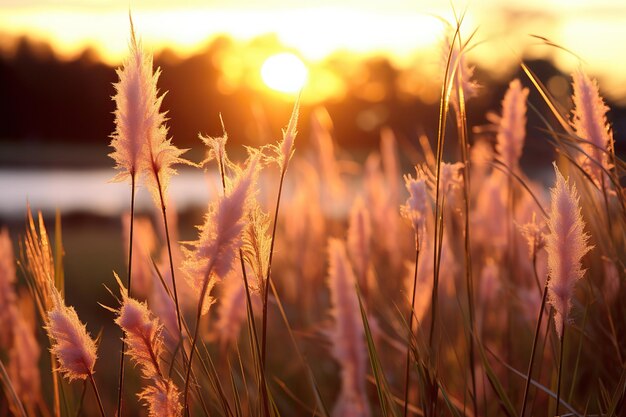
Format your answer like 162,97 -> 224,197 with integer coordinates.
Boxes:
1,14 -> 626,417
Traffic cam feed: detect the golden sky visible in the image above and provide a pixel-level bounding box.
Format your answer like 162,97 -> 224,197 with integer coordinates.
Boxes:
2,0 -> 626,101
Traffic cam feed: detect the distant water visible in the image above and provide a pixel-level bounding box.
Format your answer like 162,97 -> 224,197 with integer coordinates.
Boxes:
0,168 -> 218,218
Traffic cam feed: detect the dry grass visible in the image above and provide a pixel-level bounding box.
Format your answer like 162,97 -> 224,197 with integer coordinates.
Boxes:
0,13 -> 625,417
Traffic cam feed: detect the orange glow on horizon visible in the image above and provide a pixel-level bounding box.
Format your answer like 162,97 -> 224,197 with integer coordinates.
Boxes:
2,2 -> 626,102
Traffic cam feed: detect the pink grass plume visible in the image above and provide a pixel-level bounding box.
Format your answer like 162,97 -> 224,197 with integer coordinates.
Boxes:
110,15 -> 189,199
347,197 -> 372,291
493,79 -> 529,171
546,164 -> 592,338
109,16 -> 151,181
276,94 -> 300,171
401,170 -> 429,245
183,154 -> 259,314
326,238 -> 370,417
570,69 -> 614,190
113,274 -> 182,417
45,285 -> 97,381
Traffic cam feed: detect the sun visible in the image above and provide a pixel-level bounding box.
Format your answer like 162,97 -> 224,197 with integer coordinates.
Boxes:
261,53 -> 308,94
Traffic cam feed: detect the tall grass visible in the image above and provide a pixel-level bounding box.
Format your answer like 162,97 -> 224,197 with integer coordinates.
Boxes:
0,12 -> 625,417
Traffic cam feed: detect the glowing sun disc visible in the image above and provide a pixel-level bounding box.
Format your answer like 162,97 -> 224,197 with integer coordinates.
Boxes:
261,53 -> 308,93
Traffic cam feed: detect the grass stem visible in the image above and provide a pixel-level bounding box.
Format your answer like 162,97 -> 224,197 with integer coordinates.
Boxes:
155,175 -> 184,338
403,243 -> 420,417
519,274 -> 549,417
88,372 -> 107,417
116,172 -> 135,417
555,322 -> 566,416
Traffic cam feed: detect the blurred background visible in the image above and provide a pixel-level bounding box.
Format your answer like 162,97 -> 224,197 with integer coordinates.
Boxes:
0,1 -> 625,411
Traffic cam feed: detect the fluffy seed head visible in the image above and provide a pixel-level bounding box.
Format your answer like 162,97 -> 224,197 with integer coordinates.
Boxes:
347,197 -> 372,286
401,171 -> 429,242
182,154 -> 259,314
109,16 -> 189,200
139,380 -> 182,417
495,79 -> 529,171
326,239 -> 370,417
46,286 -> 97,381
109,17 -> 151,180
571,69 -> 613,189
269,95 -> 300,171
545,164 -> 592,338
241,204 -> 271,293
115,274 -> 163,380
518,213 -> 547,258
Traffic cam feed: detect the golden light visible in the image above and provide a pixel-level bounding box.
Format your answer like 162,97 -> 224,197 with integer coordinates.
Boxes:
261,53 -> 308,94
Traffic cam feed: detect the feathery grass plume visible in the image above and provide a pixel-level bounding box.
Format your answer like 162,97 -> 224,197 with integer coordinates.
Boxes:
199,114 -> 230,174
182,153 -> 259,315
347,197 -> 372,293
422,161 -> 464,197
110,15 -> 189,191
115,275 -> 163,380
570,69 -> 614,189
490,79 -> 529,171
113,274 -> 182,417
326,238 -> 370,417
21,208 -> 56,316
269,93 -> 300,171
242,204 -> 271,293
20,207 -> 62,417
401,171 -> 429,243
546,164 -> 592,338
139,380 -> 182,417
123,214 -> 157,298
8,313 -> 41,409
45,285 -> 97,381
0,228 -> 19,348
109,16 -> 150,181
518,213 -> 547,258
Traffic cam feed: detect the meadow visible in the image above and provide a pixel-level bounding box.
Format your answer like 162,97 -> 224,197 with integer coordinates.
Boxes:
0,14 -> 625,417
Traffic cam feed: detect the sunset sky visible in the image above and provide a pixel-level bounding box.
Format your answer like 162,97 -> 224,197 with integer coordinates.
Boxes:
1,0 -> 626,101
